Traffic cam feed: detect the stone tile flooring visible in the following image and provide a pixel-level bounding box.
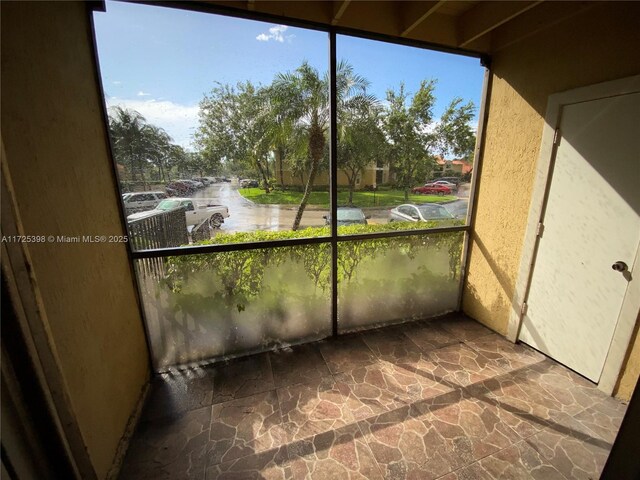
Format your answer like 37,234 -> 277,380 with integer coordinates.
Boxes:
119,314 -> 627,480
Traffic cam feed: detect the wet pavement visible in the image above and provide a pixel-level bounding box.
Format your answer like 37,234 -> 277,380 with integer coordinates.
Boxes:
192,181 -> 470,234
192,182 -> 328,233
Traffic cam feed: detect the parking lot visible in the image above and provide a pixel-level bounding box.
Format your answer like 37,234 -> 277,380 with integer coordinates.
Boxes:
191,181 -> 470,233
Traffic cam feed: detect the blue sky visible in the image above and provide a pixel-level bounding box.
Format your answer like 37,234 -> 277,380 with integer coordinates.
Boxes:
93,1 -> 484,149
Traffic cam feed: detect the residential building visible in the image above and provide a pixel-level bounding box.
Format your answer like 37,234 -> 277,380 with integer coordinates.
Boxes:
433,156 -> 473,176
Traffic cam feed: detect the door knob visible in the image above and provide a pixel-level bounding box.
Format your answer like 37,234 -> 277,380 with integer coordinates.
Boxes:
612,261 -> 628,272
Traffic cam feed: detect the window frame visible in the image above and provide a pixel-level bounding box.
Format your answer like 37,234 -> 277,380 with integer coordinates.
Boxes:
88,1 -> 491,342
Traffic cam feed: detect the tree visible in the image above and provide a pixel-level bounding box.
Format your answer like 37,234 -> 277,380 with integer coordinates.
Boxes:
109,106 -> 153,182
258,85 -> 308,189
271,60 -> 376,230
108,106 -> 189,184
382,81 -> 438,200
436,97 -> 476,162
279,124 -> 309,188
196,82 -> 274,193
143,124 -> 173,182
338,104 -> 386,205
164,144 -> 189,180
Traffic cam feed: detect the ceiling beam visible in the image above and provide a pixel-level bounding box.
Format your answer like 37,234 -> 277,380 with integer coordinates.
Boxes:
332,0 -> 351,26
401,1 -> 446,37
491,1 -> 596,52
458,0 -> 543,47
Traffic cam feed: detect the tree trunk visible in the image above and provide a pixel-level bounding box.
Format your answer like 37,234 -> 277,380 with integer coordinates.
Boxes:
129,146 -> 137,182
404,186 -> 409,201
293,123 -> 324,231
256,160 -> 271,193
277,148 -> 285,187
348,180 -> 355,206
292,158 -> 319,230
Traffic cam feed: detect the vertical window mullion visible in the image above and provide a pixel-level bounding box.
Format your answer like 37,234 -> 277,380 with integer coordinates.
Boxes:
458,65 -> 492,310
329,30 -> 339,337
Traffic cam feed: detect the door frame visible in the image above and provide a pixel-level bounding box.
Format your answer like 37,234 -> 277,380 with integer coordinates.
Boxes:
507,74 -> 640,395
1,139 -> 96,479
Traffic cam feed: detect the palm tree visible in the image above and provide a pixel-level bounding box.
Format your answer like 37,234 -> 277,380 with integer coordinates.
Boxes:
260,86 -> 307,190
108,106 -> 150,181
271,60 -> 376,230
144,124 -> 174,182
109,106 -> 182,184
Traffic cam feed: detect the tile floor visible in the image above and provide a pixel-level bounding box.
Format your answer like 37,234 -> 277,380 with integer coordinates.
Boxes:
118,314 -> 627,480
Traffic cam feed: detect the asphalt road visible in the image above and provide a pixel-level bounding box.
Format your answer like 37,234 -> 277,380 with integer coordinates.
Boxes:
192,182 -> 328,233
192,181 -> 470,233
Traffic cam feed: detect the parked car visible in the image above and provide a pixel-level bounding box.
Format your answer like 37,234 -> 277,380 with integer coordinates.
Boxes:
127,198 -> 230,228
121,191 -> 167,212
192,177 -> 210,186
179,179 -> 203,189
389,203 -> 455,223
166,181 -> 195,196
323,207 -> 369,226
184,180 -> 201,190
430,180 -> 458,192
411,184 -> 453,195
431,176 -> 461,186
239,178 -> 259,188
165,186 -> 180,197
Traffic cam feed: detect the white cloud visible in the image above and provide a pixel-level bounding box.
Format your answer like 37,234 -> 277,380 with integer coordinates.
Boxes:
107,97 -> 199,150
256,25 -> 293,43
112,80 -> 122,85
137,91 -> 151,97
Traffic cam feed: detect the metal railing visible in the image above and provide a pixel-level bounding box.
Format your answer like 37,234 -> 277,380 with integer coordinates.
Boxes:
127,207 -> 188,251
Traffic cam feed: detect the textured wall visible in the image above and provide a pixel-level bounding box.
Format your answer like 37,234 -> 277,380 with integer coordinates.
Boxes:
463,4 -> 640,399
616,314 -> 640,400
1,2 -> 149,477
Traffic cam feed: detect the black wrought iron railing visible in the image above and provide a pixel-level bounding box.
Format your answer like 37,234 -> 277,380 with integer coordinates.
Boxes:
127,207 -> 188,251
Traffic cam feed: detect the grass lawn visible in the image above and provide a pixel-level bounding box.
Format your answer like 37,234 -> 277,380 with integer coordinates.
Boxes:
238,188 -> 456,208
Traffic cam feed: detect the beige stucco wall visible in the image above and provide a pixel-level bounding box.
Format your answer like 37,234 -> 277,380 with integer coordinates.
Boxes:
1,2 -> 149,477
276,169 -> 356,188
276,164 -> 388,188
615,314 -> 640,400
463,3 -> 640,400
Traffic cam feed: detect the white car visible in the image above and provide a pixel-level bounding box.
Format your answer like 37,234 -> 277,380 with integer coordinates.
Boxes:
127,198 -> 230,228
122,191 -> 167,212
389,203 -> 455,223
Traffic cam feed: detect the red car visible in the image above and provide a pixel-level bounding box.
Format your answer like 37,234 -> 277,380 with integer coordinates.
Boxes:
411,183 -> 452,195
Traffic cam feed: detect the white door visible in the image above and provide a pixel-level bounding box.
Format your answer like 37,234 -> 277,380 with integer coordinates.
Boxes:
519,92 -> 640,382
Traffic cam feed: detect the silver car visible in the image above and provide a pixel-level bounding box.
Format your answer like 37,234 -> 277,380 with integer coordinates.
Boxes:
122,191 -> 167,213
324,207 -> 369,226
389,203 -> 455,223
429,180 -> 458,193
